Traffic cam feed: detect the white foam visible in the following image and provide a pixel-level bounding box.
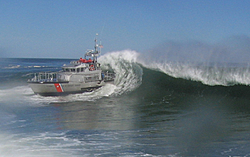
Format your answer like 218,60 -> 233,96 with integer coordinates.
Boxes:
0,86 -> 61,106
0,132 -> 81,157
0,84 -> 115,105
3,65 -> 21,69
0,130 -> 163,157
139,60 -> 250,86
59,83 -> 117,102
99,50 -> 143,94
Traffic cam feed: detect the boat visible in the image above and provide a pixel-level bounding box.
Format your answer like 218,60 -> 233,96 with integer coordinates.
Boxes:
28,35 -> 115,96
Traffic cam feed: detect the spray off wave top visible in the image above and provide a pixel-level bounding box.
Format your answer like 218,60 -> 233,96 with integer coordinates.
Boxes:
99,50 -> 143,94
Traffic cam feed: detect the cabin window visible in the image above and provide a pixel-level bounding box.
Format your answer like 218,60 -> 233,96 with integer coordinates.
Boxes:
77,68 -> 80,72
64,68 -> 70,72
81,68 -> 84,72
71,69 -> 75,72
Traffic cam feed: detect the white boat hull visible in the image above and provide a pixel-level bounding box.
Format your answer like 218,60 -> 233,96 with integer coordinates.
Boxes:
29,81 -> 105,96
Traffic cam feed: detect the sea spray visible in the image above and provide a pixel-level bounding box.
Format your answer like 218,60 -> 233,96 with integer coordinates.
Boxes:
99,50 -> 143,94
138,38 -> 250,86
138,60 -> 250,86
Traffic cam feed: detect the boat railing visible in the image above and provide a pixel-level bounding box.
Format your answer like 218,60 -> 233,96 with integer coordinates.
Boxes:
28,72 -> 60,83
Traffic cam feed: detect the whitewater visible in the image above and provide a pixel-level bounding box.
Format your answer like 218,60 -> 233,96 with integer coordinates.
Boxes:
1,50 -> 250,156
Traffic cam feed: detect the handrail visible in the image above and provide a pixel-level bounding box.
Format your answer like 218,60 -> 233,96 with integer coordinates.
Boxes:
28,72 -> 59,82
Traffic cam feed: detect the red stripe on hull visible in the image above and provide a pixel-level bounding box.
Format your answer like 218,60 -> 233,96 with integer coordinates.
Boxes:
54,83 -> 63,92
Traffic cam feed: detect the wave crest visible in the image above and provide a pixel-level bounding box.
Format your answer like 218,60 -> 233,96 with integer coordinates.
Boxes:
139,60 -> 250,86
99,50 -> 143,94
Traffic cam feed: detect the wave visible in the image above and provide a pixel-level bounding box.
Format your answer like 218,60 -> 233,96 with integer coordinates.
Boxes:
97,50 -> 250,87
2,65 -> 21,69
1,65 -> 49,70
139,59 -> 250,86
99,50 -> 143,94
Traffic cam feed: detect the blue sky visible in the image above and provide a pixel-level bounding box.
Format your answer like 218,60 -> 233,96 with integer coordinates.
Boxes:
1,0 -> 250,58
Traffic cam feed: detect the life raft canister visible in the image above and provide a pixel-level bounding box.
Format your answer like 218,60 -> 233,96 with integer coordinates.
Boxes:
79,58 -> 87,63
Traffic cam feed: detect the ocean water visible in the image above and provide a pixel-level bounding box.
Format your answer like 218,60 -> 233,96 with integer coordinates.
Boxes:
1,50 -> 250,156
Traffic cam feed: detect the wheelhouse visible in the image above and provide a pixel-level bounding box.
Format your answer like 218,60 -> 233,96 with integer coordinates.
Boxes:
62,67 -> 87,73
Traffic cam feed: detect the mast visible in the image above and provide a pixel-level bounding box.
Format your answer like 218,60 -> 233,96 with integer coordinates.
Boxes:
85,33 -> 102,62
94,33 -> 98,53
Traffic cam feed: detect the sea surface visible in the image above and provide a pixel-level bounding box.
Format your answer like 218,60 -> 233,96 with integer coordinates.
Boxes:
1,50 -> 250,156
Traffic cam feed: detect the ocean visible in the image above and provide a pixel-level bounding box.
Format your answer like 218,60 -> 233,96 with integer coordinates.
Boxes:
0,50 -> 250,156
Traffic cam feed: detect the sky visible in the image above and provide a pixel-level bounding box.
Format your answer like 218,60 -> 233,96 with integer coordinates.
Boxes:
1,0 -> 250,59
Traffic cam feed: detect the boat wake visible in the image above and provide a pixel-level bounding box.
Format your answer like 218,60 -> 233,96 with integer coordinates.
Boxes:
0,86 -> 59,106
0,84 -> 116,105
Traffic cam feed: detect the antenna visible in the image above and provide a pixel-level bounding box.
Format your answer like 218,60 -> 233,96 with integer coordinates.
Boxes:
94,33 -> 98,52
94,33 -> 103,54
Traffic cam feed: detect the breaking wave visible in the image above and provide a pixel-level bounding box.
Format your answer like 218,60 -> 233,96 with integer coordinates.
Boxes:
139,60 -> 250,86
99,50 -> 143,94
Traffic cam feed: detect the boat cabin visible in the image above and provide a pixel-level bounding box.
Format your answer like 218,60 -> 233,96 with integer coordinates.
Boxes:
62,62 -> 100,73
62,67 -> 87,73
